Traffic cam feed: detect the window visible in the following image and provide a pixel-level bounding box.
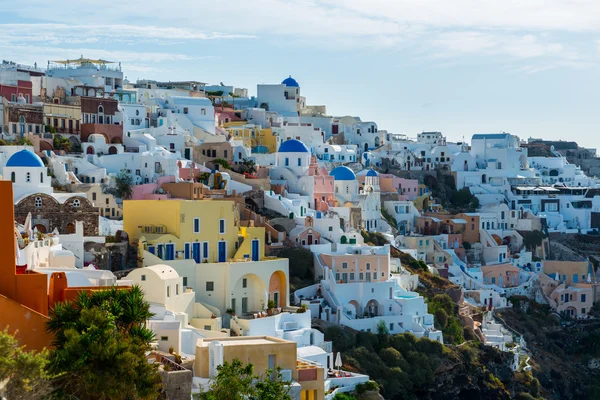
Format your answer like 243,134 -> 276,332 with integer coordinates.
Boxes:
194,218 -> 200,233
373,272 -> 377,280
106,198 -> 109,205
167,286 -> 170,297
242,278 -> 247,288
141,274 -> 146,281
366,263 -> 371,270
160,336 -> 168,341
183,277 -> 188,286
342,262 -> 348,269
72,199 -> 80,208
11,94 -> 16,102
335,273 -> 340,281
298,158 -> 301,166
381,272 -> 385,277
183,107 -> 189,114
40,172 -> 44,183
350,273 -> 355,281
92,193 -> 96,201
219,219 -> 225,234
26,172 -> 31,182
329,227 -> 333,231
201,108 -> 206,115
581,294 -> 587,302
35,197 -> 42,208
176,284 -> 179,295
206,282 -> 214,291
98,105 -> 104,113
10,172 -> 15,183
285,157 -> 289,166
582,308 -> 586,314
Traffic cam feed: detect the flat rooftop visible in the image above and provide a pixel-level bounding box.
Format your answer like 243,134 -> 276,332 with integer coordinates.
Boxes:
197,335 -> 290,347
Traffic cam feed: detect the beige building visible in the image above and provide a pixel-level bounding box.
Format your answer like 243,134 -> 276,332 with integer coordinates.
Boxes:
72,183 -> 122,219
43,103 -> 81,135
194,336 -> 324,400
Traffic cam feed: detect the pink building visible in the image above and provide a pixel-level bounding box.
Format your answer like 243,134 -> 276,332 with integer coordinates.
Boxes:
550,283 -> 596,318
320,252 -> 389,284
308,155 -> 334,211
131,176 -> 175,200
358,174 -> 418,200
178,161 -> 205,181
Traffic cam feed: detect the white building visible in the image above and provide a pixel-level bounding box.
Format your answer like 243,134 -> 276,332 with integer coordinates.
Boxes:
257,76 -> 304,117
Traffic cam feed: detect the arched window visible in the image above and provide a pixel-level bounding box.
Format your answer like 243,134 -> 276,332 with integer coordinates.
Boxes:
11,172 -> 15,182
19,116 -> 25,135
35,197 -> 42,208
98,105 -> 104,114
72,199 -> 80,208
26,172 -> 31,182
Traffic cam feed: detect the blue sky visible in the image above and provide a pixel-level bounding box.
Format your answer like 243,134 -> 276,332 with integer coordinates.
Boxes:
1,0 -> 599,148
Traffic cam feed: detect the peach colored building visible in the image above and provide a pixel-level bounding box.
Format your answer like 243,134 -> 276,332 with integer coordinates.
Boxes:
481,264 -> 522,288
320,252 -> 389,284
550,283 -> 596,317
543,261 -> 595,285
358,174 -> 418,200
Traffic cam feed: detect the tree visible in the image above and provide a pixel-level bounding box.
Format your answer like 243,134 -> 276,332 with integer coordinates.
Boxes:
103,169 -> 134,200
46,286 -> 163,400
0,328 -> 53,400
53,135 -> 72,152
196,359 -> 291,400
523,230 -> 544,252
212,158 -> 231,170
238,159 -> 256,175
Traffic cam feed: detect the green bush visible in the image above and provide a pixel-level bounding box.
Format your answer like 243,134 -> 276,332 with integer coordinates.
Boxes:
325,326 -> 355,352
356,380 -> 379,394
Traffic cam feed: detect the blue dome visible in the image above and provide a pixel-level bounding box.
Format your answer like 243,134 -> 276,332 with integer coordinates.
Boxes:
278,139 -> 309,153
366,169 -> 378,177
331,166 -> 356,181
282,76 -> 299,87
6,150 -> 44,167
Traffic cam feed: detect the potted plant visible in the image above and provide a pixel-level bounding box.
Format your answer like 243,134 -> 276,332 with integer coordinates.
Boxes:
226,308 -> 235,317
267,300 -> 277,316
297,304 -> 308,314
210,313 -> 217,319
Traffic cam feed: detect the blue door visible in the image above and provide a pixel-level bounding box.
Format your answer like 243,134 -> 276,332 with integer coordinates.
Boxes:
252,239 -> 259,261
218,242 -> 226,262
148,245 -> 155,255
157,244 -> 164,259
184,243 -> 190,259
193,242 -> 201,263
166,243 -> 175,260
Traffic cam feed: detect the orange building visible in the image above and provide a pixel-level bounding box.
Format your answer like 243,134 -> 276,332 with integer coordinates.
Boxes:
0,180 -> 129,351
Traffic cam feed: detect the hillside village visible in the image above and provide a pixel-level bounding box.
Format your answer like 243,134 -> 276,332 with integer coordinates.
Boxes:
1,58 -> 600,399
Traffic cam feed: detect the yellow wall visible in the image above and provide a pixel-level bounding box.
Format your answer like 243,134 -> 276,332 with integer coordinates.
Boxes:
257,128 -> 278,153
234,226 -> 265,260
124,200 -> 265,263
194,336 -> 297,379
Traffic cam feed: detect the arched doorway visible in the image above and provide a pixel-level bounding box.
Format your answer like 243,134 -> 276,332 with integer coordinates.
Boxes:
365,299 -> 380,317
65,222 -> 76,234
232,273 -> 266,315
269,270 -> 287,308
111,136 -> 122,144
108,146 -> 117,155
33,224 -> 47,234
340,235 -> 347,244
348,300 -> 360,317
482,174 -> 487,184
86,146 -> 94,154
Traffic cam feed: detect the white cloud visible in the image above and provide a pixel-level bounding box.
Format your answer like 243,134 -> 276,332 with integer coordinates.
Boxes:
1,0 -> 599,70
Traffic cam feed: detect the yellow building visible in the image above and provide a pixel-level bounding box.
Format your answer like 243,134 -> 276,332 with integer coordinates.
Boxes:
194,336 -> 324,400
124,199 -> 265,263
43,103 -> 81,134
222,122 -> 279,153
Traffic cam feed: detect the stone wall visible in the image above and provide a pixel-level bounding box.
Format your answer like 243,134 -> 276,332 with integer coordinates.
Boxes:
14,193 -> 99,236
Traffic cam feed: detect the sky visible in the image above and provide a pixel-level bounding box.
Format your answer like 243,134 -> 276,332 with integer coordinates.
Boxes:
1,0 -> 599,148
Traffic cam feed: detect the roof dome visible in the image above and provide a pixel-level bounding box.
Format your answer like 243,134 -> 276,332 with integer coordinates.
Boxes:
331,166 -> 356,181
282,76 -> 299,87
6,149 -> 44,167
278,139 -> 309,153
366,169 -> 378,177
